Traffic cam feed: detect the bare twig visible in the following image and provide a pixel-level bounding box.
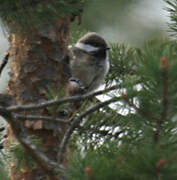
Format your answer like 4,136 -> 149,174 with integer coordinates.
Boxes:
6,85 -> 117,112
0,52 -> 9,77
0,127 -> 5,132
15,114 -> 70,123
57,97 -> 118,162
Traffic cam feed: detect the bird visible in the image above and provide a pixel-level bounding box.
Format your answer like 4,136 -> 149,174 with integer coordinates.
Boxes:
68,32 -> 110,95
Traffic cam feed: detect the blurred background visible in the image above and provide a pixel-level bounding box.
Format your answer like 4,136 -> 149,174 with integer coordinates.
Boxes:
0,0 -> 170,92
81,0 -> 169,44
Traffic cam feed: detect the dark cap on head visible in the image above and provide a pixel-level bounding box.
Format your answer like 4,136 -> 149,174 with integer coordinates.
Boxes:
78,32 -> 108,48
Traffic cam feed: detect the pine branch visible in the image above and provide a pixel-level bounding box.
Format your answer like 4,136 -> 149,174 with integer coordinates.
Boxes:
0,88 -> 118,176
166,0 -> 177,35
15,114 -> 70,123
15,114 -> 70,131
6,85 -> 117,112
0,107 -> 65,179
57,98 -> 118,163
0,52 -> 9,77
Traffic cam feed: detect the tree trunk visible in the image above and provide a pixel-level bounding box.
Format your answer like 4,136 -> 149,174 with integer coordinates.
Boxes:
7,17 -> 71,180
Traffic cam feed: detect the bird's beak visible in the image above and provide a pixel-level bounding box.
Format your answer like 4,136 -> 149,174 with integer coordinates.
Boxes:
98,47 -> 110,51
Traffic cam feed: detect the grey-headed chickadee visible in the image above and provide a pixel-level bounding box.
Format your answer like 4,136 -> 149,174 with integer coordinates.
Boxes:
68,32 -> 110,94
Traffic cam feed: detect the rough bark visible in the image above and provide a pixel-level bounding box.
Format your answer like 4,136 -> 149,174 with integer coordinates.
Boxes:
6,17 -> 71,180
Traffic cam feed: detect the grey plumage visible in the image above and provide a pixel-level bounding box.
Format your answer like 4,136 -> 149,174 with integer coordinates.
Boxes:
68,32 -> 110,93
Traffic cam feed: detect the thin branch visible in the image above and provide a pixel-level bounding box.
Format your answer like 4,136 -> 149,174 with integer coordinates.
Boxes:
57,97 -> 118,163
0,86 -> 117,175
154,57 -> 168,143
18,135 -> 65,176
0,127 -> 5,132
0,52 -> 9,77
6,85 -> 117,112
15,114 -> 70,123
0,107 -> 65,179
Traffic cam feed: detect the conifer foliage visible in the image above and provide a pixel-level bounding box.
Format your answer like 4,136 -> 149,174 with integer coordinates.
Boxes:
166,0 -> 177,36
67,40 -> 177,180
0,0 -> 84,33
66,0 -> 177,179
0,0 -> 177,180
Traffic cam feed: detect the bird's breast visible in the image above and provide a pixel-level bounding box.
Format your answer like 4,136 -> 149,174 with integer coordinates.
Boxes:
70,59 -> 99,87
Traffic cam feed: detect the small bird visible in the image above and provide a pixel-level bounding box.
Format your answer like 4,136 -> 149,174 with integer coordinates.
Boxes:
68,32 -> 110,94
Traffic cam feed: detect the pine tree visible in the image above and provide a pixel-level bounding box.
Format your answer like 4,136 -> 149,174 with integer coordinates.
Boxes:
0,0 -> 84,180
0,0 -> 177,180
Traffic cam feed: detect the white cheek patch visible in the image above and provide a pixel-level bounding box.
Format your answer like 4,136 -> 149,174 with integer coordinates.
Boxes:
75,42 -> 99,53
